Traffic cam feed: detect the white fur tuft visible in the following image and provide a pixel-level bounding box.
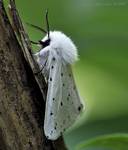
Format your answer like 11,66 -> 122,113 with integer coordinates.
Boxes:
41,31 -> 78,65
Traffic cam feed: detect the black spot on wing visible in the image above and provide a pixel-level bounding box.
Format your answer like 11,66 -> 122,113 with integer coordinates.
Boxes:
50,112 -> 53,116
67,93 -> 70,101
52,57 -> 56,61
54,122 -> 57,130
61,73 -> 63,76
78,105 -> 82,112
50,130 -> 53,135
60,102 -> 63,106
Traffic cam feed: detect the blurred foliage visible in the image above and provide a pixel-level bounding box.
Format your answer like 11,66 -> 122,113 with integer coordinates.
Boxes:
77,133 -> 128,150
4,0 -> 128,149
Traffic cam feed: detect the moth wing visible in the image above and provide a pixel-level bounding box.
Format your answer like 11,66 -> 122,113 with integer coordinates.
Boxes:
44,57 -> 83,140
34,49 -> 49,77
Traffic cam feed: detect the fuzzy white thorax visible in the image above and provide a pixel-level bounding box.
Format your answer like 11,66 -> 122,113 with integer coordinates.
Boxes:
39,31 -> 78,66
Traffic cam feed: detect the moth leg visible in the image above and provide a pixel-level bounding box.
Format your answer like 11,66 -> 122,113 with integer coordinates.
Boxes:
31,41 -> 39,45
29,40 -> 41,55
34,59 -> 48,75
34,67 -> 43,75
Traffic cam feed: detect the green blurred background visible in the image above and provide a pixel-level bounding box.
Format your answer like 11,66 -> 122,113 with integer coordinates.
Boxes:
5,0 -> 128,149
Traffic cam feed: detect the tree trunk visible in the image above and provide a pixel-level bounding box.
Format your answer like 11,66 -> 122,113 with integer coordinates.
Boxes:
0,0 -> 67,150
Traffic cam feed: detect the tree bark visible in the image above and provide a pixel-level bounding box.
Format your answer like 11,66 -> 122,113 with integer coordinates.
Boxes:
0,0 -> 67,150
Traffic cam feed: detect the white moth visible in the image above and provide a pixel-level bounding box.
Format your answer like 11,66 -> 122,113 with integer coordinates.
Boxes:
31,12 -> 84,140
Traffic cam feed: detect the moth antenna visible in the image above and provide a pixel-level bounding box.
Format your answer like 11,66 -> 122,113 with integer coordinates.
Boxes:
26,23 -> 47,34
45,9 -> 50,39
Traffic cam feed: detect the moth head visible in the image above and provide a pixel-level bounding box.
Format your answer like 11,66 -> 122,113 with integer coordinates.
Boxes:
39,38 -> 50,49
